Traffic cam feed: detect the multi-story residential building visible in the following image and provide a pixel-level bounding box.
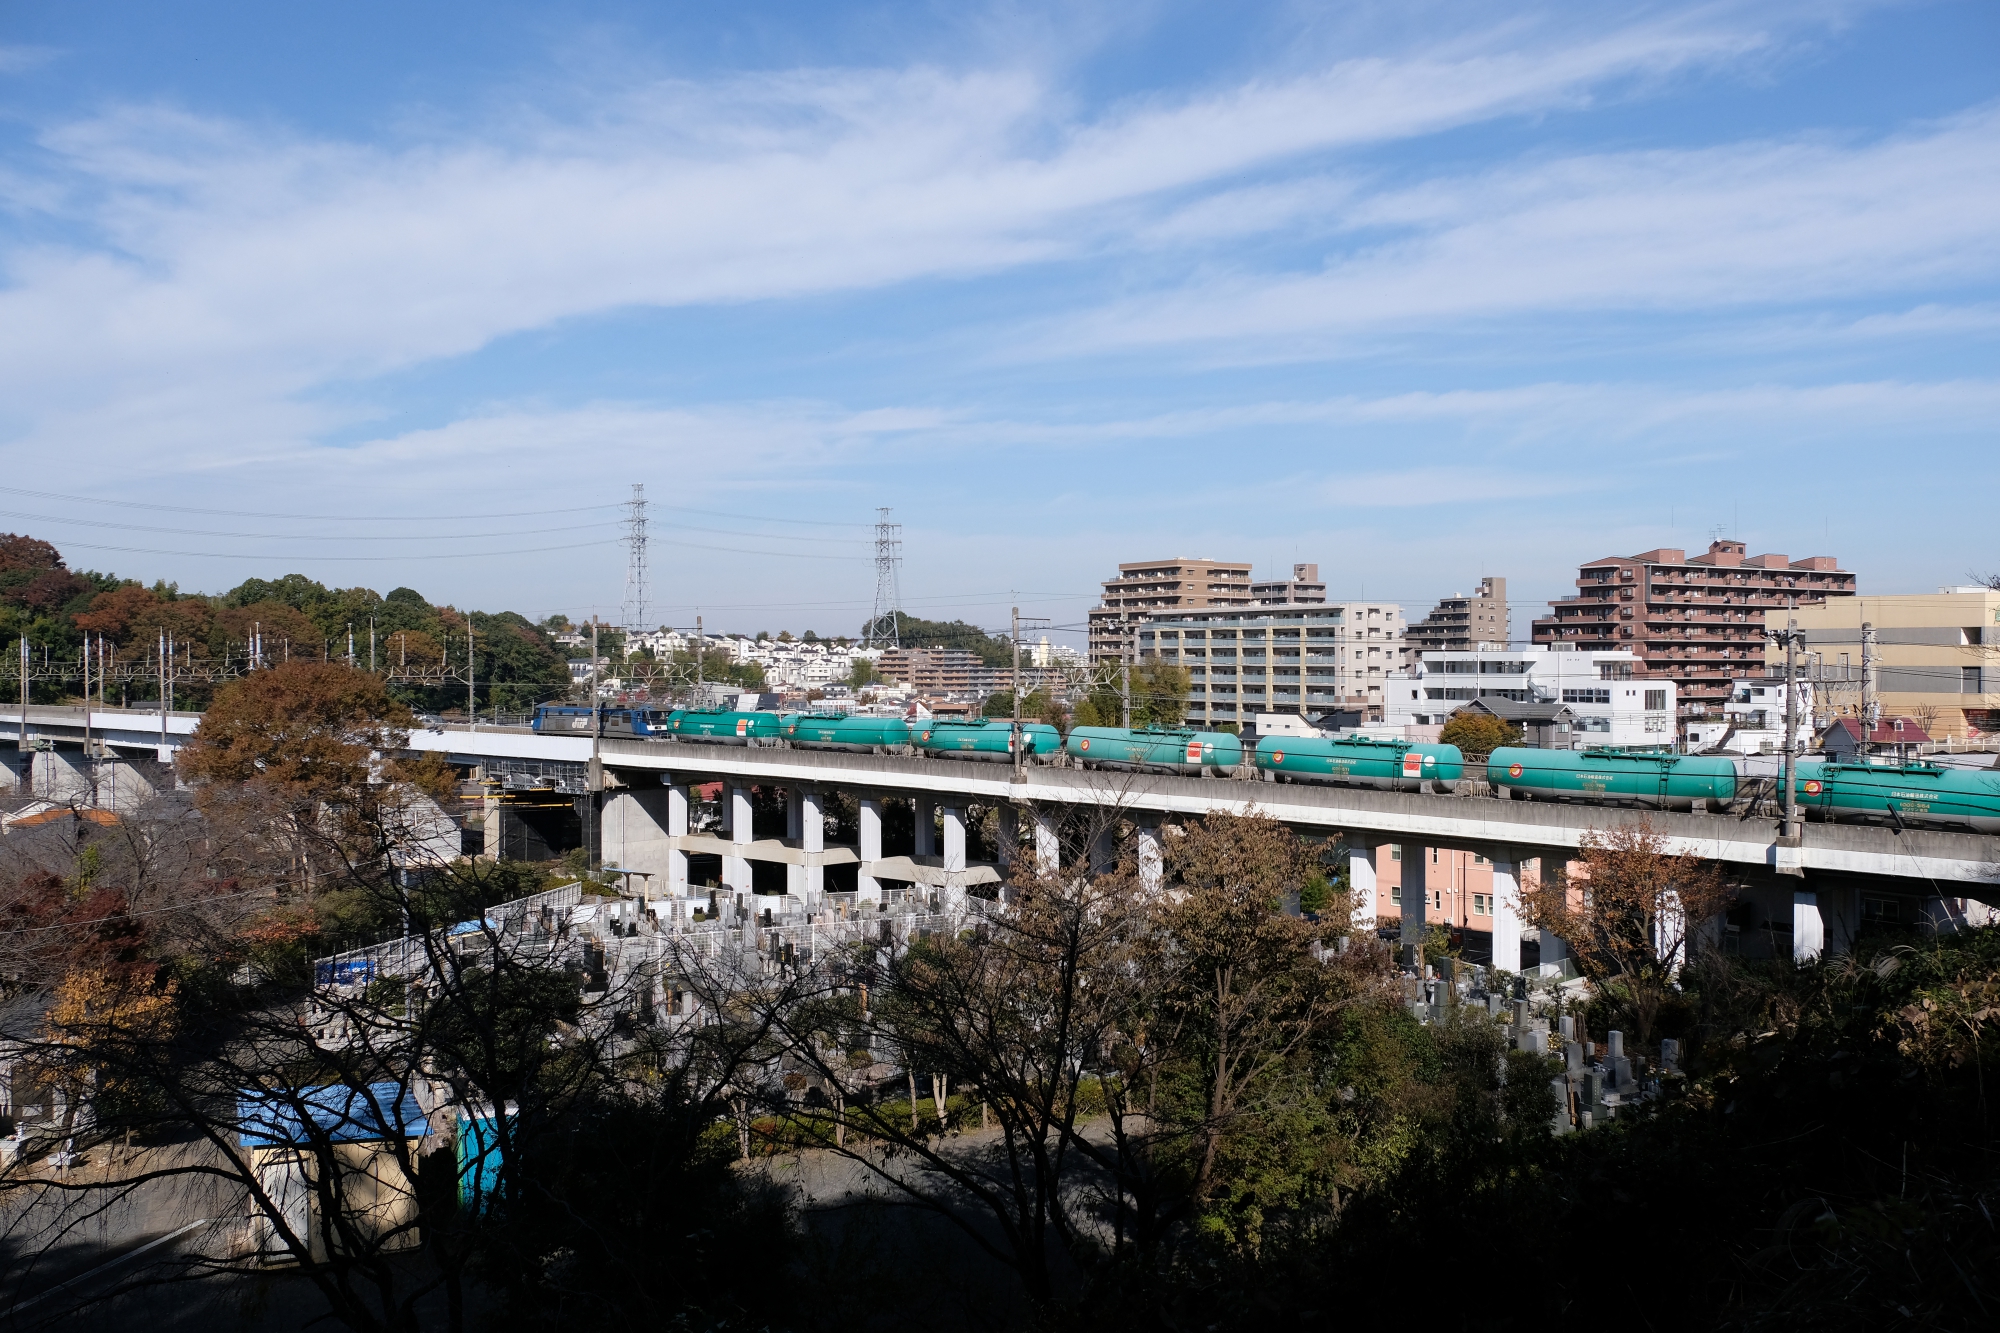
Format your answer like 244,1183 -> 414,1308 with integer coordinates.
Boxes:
1087,558 -> 1255,666
1682,675 -> 1814,754
1251,563 -> 1328,605
1384,644 -> 1675,746
1404,577 -> 1507,666
876,647 -> 986,696
1532,539 -> 1854,721
1137,603 -> 1401,725
1763,586 -> 2000,739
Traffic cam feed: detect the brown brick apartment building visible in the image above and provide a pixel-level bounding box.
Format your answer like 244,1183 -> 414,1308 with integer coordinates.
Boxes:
1532,540 -> 1854,719
1087,558 -> 1254,666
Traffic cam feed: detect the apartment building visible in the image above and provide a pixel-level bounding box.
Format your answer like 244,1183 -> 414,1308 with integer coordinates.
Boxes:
1384,644 -> 1675,746
1137,602 -> 1402,725
1763,586 -> 2000,739
1087,557 -> 1255,666
1251,563 -> 1329,605
875,647 -> 985,696
1532,539 -> 1854,721
1405,577 -> 1508,666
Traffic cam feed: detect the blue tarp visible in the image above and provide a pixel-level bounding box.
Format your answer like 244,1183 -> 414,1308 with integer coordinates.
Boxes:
314,958 -> 376,986
456,1108 -> 515,1213
237,1081 -> 428,1148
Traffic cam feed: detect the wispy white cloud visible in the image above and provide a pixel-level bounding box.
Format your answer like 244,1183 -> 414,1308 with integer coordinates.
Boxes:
1048,103 -> 2000,355
0,6 -> 1796,413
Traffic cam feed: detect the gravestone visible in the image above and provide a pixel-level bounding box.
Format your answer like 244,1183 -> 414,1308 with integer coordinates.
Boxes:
1660,1038 -> 1681,1071
1607,1030 -> 1625,1060
1565,1041 -> 1584,1073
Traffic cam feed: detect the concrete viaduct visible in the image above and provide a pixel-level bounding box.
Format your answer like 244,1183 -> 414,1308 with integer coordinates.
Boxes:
394,725 -> 2000,969
5,708 -> 1995,968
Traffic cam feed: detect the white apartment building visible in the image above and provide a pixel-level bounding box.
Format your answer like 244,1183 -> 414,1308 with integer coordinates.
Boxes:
1684,676 -> 1815,754
1137,602 -> 1403,725
1384,644 -> 1675,747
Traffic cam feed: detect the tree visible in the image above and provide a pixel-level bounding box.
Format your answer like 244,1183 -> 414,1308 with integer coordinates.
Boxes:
1520,817 -> 1732,1045
1438,710 -> 1522,757
179,661 -> 412,801
1150,815 -> 1376,1229
848,658 -> 877,689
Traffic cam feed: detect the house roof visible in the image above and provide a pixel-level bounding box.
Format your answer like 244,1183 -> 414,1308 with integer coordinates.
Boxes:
2,802 -> 120,830
237,1082 -> 428,1148
1821,717 -> 1932,745
1462,699 -> 1576,723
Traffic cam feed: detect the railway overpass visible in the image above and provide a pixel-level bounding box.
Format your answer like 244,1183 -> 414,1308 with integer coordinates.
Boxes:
6,708 -> 1995,967
397,724 -> 2000,969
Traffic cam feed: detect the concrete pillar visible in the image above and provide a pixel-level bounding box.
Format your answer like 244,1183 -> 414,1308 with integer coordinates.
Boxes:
666,783 -> 690,897
726,785 -> 754,893
1089,824 -> 1116,875
1401,843 -> 1429,969
33,750 -> 96,805
800,788 -> 825,899
1347,842 -> 1378,931
1793,890 -> 1825,962
914,796 -> 936,857
1531,852 -> 1568,973
483,788 -> 507,859
1489,853 -> 1522,973
858,798 -> 884,901
786,788 -> 803,841
599,784 -> 678,895
1032,808 -> 1060,869
996,804 -> 1019,870
1136,821 -> 1163,894
941,806 -> 967,904
1820,882 -> 1858,956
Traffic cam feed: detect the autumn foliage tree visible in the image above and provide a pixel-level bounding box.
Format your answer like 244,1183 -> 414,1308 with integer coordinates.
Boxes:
1438,709 -> 1523,757
1521,817 -> 1732,1044
178,660 -> 413,800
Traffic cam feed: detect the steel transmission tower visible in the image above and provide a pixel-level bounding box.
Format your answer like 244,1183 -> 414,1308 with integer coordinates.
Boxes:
865,507 -> 903,647
621,483 -> 649,634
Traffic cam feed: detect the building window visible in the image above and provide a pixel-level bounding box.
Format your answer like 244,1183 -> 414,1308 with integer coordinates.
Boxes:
1862,896 -> 1899,923
1964,666 -> 1983,694
1473,893 -> 1490,916
1389,846 -> 1401,861
1390,886 -> 1402,905
1432,890 -> 1443,910
1430,848 -> 1439,864
1645,689 -> 1668,710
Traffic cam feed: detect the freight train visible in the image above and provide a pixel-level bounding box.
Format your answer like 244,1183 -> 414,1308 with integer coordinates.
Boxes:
532,706 -> 2000,833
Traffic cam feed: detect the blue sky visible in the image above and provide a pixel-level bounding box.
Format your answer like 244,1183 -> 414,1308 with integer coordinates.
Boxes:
2,1 -> 1996,645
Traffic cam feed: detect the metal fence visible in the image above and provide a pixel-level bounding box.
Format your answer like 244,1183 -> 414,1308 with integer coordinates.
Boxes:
310,882 -> 587,988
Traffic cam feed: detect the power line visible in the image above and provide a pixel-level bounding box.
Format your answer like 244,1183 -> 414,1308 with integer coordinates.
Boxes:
0,485 -> 624,521
53,538 -> 625,562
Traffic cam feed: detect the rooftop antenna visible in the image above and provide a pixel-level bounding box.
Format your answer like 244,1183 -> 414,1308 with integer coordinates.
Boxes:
866,507 -> 903,648
621,483 -> 649,636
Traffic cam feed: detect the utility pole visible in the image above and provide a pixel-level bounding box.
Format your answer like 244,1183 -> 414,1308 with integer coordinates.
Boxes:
467,619 -> 477,729
1767,602 -> 1803,840
347,624 -> 355,668
695,615 -> 704,699
1012,606 -> 1023,779
369,619 -> 376,673
1121,626 -> 1133,729
158,631 -> 167,756
1861,620 -> 1878,736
